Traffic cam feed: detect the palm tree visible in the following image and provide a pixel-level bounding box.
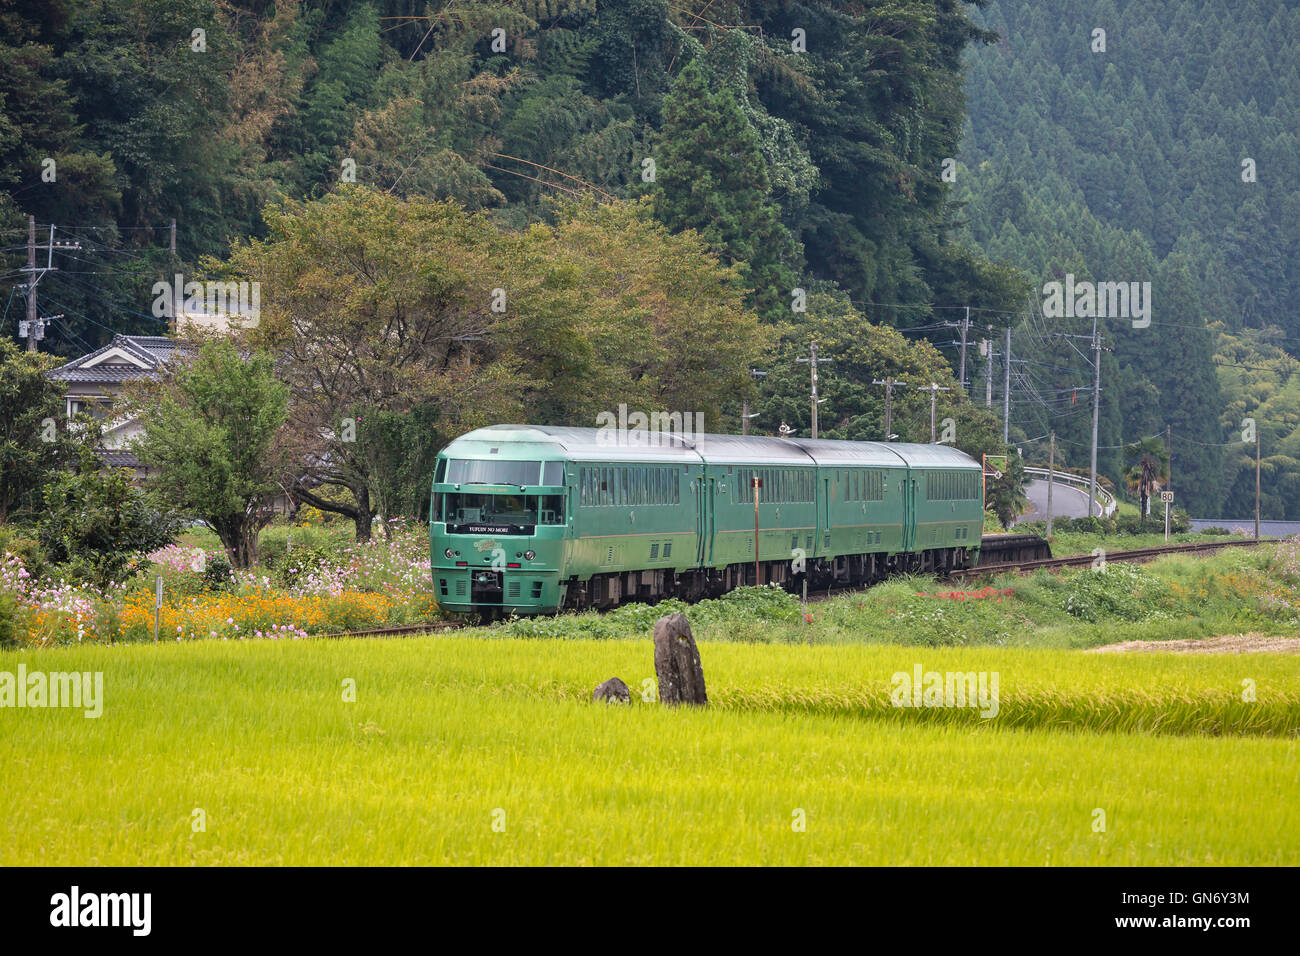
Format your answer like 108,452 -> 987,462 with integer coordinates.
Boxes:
1123,437 -> 1170,528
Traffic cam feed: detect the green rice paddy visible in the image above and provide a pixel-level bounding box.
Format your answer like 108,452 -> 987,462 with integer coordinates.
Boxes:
2,636 -> 1296,865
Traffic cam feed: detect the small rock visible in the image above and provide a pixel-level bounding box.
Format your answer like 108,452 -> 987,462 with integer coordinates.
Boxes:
653,612 -> 707,706
593,676 -> 631,703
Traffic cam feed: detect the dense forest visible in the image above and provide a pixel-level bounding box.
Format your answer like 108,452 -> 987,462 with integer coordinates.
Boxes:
957,0 -> 1300,518
2,0 -> 1296,518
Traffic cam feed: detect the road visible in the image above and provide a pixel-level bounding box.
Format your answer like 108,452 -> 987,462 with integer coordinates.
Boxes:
1014,478 -> 1100,525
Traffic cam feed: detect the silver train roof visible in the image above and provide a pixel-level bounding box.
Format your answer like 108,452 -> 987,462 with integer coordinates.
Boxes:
444,425 -> 980,469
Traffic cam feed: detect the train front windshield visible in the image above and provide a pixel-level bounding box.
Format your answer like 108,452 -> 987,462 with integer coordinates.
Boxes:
441,492 -> 566,528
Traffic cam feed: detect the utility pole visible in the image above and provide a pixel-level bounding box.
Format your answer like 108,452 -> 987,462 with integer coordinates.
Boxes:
741,368 -> 766,435
1255,424 -> 1261,540
945,308 -> 971,393
914,382 -> 951,442
796,341 -> 832,439
959,307 -> 969,391
24,216 -> 36,351
1088,319 -> 1102,518
872,377 -> 899,439
982,340 -> 993,407
1002,327 -> 1011,443
1165,423 -> 1171,498
170,217 -> 177,254
1046,430 -> 1056,536
18,219 -> 79,352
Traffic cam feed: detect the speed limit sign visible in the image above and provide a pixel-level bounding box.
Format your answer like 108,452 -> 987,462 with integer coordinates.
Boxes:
1160,491 -> 1174,503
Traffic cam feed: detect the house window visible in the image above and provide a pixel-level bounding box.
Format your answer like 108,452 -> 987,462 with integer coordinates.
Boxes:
68,398 -> 111,420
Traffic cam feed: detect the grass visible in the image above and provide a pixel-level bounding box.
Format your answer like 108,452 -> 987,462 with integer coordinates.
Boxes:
1043,528 -> 1251,557
2,636 -> 1297,865
489,544 -> 1300,650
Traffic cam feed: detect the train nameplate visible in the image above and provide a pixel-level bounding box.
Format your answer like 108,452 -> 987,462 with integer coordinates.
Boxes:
447,524 -> 534,536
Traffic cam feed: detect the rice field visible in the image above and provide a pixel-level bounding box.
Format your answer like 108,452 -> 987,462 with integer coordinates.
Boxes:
2,636 -> 1296,865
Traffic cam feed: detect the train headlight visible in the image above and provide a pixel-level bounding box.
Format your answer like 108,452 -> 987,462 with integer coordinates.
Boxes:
524,550 -> 536,561
444,548 -> 454,559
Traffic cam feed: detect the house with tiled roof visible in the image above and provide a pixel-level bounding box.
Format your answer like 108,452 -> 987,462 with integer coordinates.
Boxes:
46,335 -> 193,477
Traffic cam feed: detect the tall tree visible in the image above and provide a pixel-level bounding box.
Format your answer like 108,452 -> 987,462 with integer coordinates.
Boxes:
652,59 -> 801,319
132,341 -> 291,568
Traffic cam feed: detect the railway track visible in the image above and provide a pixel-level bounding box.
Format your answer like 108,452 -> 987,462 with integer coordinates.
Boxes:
949,536 -> 1266,579
794,537 -> 1271,603
325,537 -> 1272,633
324,621 -> 464,639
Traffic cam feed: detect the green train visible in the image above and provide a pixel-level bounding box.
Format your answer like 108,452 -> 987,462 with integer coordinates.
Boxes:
428,425 -> 986,618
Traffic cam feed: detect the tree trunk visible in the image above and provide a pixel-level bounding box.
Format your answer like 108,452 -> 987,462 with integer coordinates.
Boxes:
293,480 -> 374,542
353,485 -> 373,542
237,526 -> 259,569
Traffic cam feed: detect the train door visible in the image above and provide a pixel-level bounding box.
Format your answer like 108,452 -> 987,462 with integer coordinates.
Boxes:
704,472 -> 717,565
901,468 -> 916,552
693,467 -> 709,567
820,472 -> 832,558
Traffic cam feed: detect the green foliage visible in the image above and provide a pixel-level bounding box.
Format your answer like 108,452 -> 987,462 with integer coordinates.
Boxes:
132,341 -> 290,568
0,338 -> 84,522
751,287 -> 1006,458
985,452 -> 1028,529
227,187 -> 764,534
501,585 -> 802,640
0,589 -> 25,648
35,466 -> 180,588
652,58 -> 801,318
200,555 -> 233,592
1062,563 -> 1162,624
956,0 -> 1300,518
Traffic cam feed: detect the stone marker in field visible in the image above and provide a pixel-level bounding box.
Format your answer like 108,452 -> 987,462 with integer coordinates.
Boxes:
652,612 -> 707,706
593,677 -> 631,703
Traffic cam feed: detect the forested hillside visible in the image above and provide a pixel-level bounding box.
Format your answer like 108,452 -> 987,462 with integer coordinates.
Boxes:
4,0 -> 1297,517
1,0 -> 1022,468
957,0 -> 1300,517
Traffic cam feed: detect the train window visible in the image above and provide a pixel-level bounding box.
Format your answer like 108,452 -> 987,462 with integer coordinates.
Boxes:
435,459 -> 447,483
539,495 -> 565,524
543,461 -> 564,486
925,470 -> 978,501
445,459 -> 540,486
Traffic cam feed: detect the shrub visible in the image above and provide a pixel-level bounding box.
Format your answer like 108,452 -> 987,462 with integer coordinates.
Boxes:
0,590 -> 25,648
1062,563 -> 1165,623
0,526 -> 47,582
201,556 -> 234,591
37,467 -> 181,588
